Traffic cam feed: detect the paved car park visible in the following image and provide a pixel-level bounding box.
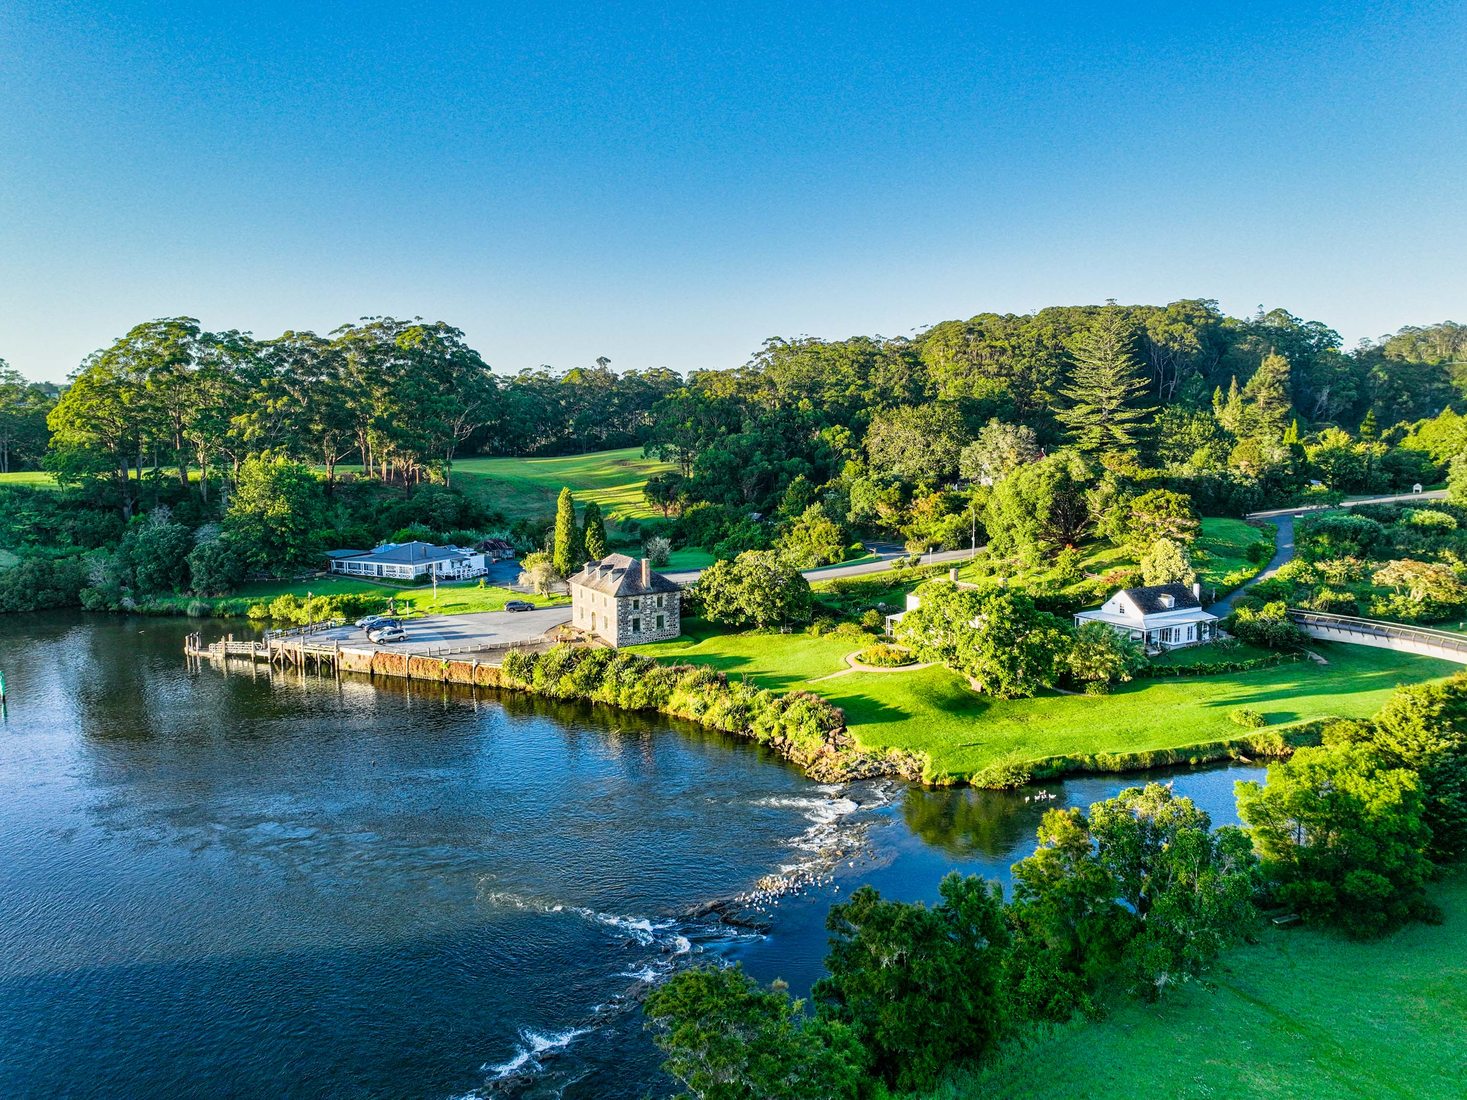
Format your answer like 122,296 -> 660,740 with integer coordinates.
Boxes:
320,605 -> 572,653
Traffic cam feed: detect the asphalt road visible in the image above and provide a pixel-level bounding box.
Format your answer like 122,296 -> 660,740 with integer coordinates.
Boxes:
662,544 -> 979,586
320,605 -> 571,653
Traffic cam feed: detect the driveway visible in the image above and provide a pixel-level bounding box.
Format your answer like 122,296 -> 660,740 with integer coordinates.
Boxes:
1212,489 -> 1446,616
1207,513 -> 1295,617
319,606 -> 571,653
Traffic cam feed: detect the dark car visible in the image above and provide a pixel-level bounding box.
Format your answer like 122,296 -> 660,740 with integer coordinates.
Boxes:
357,614 -> 399,631
504,600 -> 536,612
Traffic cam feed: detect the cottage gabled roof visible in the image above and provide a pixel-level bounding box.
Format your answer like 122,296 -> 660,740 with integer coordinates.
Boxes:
568,553 -> 682,597
1119,583 -> 1203,614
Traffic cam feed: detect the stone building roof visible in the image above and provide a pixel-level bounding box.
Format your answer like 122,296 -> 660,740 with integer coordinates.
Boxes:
568,554 -> 681,598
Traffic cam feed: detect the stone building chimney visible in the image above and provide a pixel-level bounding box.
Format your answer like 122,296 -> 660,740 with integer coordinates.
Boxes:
641,558 -> 652,588
1192,581 -> 1202,599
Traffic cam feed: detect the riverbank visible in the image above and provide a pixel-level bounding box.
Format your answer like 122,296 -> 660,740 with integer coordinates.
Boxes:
192,621 -> 1451,790
638,624 -> 1457,784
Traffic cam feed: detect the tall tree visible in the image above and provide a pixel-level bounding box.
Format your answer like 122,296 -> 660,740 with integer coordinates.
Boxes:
551,487 -> 580,576
0,363 -> 55,473
580,499 -> 607,560
1057,312 -> 1154,455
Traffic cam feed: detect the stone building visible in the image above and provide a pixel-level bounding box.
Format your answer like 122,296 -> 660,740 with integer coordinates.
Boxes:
567,554 -> 682,645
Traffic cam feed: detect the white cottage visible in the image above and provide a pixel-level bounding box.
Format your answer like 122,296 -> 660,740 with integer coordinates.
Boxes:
1074,582 -> 1218,653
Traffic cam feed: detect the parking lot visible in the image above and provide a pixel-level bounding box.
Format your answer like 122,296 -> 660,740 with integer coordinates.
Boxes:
320,605 -> 572,653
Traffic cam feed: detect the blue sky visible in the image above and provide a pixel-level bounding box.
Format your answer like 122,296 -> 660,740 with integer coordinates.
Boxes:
2,0 -> 1464,382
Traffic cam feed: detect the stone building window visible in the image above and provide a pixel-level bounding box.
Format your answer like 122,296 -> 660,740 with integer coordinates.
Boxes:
656,614 -> 665,631
632,617 -> 641,632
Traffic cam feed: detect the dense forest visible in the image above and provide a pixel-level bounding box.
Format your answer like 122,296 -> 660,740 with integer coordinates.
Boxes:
2,303 -> 1466,612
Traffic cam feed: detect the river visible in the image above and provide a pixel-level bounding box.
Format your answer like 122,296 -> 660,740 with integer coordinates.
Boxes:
0,613 -> 1261,1098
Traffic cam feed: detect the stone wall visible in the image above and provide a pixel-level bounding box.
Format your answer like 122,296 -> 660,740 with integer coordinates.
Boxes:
570,583 -> 682,646
611,590 -> 681,646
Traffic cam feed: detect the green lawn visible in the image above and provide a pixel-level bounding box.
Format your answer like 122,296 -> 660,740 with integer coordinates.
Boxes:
942,872 -> 1467,1100
660,546 -> 717,571
229,575 -> 568,616
636,623 -> 1456,782
638,619 -> 861,689
0,470 -> 60,489
446,447 -> 676,526
831,644 -> 1455,781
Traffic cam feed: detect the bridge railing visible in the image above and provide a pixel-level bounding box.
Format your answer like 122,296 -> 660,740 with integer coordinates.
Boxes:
1287,609 -> 1467,655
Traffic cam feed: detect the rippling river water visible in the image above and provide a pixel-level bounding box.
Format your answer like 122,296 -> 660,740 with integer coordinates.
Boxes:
0,613 -> 1260,1098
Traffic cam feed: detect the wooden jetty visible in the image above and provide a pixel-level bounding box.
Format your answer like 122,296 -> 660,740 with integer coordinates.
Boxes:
184,632 -> 345,673
184,627 -> 545,688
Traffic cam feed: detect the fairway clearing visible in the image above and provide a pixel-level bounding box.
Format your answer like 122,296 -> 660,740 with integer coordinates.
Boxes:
0,471 -> 60,489
448,447 -> 676,525
942,872 -> 1467,1100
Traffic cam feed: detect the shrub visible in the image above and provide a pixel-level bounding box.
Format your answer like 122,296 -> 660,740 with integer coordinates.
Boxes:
644,534 -> 673,566
1226,600 -> 1308,650
1229,707 -> 1267,729
856,643 -> 915,668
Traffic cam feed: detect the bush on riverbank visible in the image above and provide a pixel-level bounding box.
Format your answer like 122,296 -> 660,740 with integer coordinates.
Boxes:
497,643 -> 864,776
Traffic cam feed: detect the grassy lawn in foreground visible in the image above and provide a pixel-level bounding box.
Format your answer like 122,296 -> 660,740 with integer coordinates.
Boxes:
447,447 -> 676,526
229,575 -> 568,615
941,872 -> 1467,1100
637,623 -> 1456,781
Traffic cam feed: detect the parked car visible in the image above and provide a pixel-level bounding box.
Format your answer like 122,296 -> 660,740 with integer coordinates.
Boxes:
357,614 -> 399,630
368,625 -> 407,644
504,600 -> 536,612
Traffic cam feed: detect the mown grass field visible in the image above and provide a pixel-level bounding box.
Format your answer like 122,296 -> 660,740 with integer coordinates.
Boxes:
0,470 -> 60,489
447,447 -> 675,525
228,575 -> 568,615
640,622 -> 1456,781
941,873 -> 1467,1100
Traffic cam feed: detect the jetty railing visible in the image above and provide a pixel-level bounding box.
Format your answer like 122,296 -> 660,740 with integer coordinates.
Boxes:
263,618 -> 345,642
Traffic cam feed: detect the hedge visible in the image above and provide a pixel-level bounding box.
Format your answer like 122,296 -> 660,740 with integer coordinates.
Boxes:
496,643 -> 886,780
1138,651 -> 1297,678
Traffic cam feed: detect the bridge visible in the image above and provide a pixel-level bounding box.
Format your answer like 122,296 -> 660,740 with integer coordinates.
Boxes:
1287,610 -> 1467,665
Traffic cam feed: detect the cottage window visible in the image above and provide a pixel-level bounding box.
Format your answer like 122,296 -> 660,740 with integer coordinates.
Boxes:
656,594 -> 664,608
632,617 -> 641,632
656,614 -> 665,631
632,598 -> 640,610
